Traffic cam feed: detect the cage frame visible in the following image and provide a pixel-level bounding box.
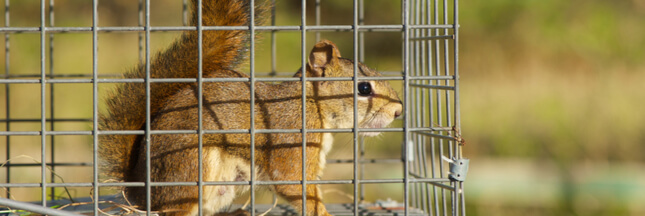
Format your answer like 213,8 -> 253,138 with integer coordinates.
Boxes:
0,0 -> 465,215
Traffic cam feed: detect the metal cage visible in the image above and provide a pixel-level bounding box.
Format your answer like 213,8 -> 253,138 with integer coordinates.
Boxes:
0,0 -> 465,215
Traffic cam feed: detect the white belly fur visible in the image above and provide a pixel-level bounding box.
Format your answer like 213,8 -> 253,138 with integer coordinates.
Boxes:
318,133 -> 334,177
186,133 -> 333,215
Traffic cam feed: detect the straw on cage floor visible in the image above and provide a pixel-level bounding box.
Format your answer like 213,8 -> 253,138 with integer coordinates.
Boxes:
0,194 -> 426,216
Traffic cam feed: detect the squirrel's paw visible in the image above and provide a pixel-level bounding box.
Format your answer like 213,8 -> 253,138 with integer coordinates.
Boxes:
214,208 -> 251,216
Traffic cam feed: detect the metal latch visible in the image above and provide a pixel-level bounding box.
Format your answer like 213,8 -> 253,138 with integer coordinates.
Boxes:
443,156 -> 469,181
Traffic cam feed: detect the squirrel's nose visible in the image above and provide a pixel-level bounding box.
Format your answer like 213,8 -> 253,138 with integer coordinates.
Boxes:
393,102 -> 403,118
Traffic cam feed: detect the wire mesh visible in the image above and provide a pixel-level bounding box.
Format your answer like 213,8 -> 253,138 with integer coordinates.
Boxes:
0,0 -> 464,215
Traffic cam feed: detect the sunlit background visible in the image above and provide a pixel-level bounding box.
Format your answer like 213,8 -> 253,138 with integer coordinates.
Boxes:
1,0 -> 644,215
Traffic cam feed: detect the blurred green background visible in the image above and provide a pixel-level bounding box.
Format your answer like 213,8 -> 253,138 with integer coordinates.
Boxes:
1,0 -> 645,215
461,1 -> 645,215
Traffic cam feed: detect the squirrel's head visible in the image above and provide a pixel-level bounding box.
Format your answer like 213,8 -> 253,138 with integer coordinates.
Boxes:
300,40 -> 403,137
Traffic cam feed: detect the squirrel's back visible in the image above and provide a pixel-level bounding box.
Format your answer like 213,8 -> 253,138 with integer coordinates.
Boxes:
99,0 -> 268,181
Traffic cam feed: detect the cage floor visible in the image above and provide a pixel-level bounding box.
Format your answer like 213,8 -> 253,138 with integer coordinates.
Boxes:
1,194 -> 426,216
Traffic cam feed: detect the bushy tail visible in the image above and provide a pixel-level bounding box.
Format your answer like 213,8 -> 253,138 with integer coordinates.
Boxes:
99,0 -> 269,181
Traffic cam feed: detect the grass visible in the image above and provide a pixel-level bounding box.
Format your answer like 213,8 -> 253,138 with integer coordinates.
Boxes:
462,71 -> 645,161
461,70 -> 645,215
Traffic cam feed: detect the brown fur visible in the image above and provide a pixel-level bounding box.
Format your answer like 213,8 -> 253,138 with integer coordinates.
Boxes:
100,0 -> 268,182
100,1 -> 402,215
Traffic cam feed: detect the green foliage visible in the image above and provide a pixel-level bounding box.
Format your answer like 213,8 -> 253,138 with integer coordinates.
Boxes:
462,0 -> 645,74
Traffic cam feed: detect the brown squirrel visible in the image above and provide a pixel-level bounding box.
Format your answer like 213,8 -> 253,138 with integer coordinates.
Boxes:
99,0 -> 402,215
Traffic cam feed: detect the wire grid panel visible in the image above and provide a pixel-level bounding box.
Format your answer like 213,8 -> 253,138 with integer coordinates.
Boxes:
0,0 -> 464,215
407,0 -> 465,215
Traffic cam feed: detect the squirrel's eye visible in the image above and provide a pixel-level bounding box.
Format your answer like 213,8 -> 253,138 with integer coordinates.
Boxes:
358,82 -> 372,96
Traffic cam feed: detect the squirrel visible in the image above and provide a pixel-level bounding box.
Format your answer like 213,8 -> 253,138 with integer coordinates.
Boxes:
99,0 -> 403,215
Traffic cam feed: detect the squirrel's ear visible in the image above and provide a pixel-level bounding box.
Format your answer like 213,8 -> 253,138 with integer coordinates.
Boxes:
307,40 -> 341,76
